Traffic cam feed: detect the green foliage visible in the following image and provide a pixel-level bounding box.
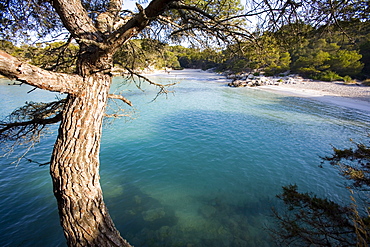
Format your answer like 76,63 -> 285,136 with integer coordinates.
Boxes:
31,42 -> 79,73
216,20 -> 369,79
290,38 -> 364,78
329,50 -> 364,76
272,185 -> 356,246
360,40 -> 370,76
221,34 -> 291,74
343,75 -> 353,83
170,46 -> 223,70
0,40 -> 17,54
314,70 -> 342,82
114,39 -> 181,71
272,139 -> 370,246
323,140 -> 370,188
0,40 -> 79,73
3,19 -> 369,78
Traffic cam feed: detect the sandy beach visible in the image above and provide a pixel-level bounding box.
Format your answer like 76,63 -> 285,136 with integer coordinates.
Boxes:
257,80 -> 370,113
146,69 -> 370,113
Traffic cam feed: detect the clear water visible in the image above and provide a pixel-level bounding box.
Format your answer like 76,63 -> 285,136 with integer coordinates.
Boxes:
0,69 -> 369,246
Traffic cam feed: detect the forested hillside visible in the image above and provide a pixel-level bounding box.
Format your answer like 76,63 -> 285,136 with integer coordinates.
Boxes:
1,20 -> 369,81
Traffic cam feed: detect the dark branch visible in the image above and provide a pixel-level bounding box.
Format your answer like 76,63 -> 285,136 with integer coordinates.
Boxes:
108,94 -> 133,107
124,66 -> 177,88
0,100 -> 65,143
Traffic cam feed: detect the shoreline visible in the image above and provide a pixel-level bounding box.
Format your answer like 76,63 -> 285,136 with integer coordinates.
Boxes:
2,67 -> 370,114
256,81 -> 370,114
143,69 -> 370,114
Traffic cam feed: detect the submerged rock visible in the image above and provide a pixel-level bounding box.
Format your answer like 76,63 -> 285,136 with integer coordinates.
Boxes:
142,208 -> 166,222
199,205 -> 217,218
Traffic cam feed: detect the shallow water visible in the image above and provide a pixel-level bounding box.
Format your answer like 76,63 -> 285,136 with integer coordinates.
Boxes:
0,69 -> 369,246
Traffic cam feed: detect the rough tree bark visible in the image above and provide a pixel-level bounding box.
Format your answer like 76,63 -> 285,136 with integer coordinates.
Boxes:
49,73 -> 131,246
0,0 -> 177,245
49,47 -> 131,246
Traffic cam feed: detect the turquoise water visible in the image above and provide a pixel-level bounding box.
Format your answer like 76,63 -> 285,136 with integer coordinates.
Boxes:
0,69 -> 369,246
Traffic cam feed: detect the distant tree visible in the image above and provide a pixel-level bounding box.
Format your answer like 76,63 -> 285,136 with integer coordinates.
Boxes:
249,0 -> 369,78
329,49 -> 364,76
0,40 -> 17,54
291,38 -> 364,79
171,46 -> 223,70
220,33 -> 291,75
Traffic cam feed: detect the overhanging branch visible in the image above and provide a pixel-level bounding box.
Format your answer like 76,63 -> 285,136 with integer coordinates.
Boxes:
0,100 -> 65,142
0,50 -> 82,95
124,66 -> 177,88
107,0 -> 178,53
108,94 -> 133,107
0,113 -> 62,137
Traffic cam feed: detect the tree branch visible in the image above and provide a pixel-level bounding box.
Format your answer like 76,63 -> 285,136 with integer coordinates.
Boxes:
0,113 -> 62,137
124,66 -> 177,88
107,0 -> 178,53
0,99 -> 65,153
0,50 -> 82,95
108,94 -> 133,106
167,2 -> 215,20
50,0 -> 102,41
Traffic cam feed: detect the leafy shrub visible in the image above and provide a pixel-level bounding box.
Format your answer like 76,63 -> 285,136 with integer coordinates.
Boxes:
297,67 -> 320,76
342,75 -> 357,84
317,71 -> 342,81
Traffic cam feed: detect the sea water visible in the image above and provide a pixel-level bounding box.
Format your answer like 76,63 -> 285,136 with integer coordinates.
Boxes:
0,69 -> 369,246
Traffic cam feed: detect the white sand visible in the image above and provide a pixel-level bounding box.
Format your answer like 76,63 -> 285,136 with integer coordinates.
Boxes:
142,69 -> 370,113
257,80 -> 370,114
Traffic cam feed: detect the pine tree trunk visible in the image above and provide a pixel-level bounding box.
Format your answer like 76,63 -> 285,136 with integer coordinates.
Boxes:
49,58 -> 131,246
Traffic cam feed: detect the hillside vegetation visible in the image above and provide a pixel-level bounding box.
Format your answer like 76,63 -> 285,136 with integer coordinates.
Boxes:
1,20 -> 369,82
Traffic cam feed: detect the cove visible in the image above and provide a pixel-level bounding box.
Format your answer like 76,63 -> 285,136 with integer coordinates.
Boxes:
0,69 -> 369,246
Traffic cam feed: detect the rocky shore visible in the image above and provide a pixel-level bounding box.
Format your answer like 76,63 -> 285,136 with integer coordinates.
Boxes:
227,73 -> 370,104
227,73 -> 304,87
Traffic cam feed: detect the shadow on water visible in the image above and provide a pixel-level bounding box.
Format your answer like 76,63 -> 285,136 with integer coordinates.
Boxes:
104,183 -> 179,246
100,108 -> 359,247
104,180 -> 277,247
99,86 -> 370,246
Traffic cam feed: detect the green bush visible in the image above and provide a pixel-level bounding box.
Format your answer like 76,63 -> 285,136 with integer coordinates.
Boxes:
343,75 -> 354,84
317,71 -> 342,81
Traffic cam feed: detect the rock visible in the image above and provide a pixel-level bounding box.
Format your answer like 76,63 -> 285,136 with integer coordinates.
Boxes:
157,226 -> 171,240
134,195 -> 142,204
247,74 -> 255,79
227,73 -> 308,87
228,80 -> 247,87
226,74 -> 238,79
142,208 -> 166,222
199,205 -> 217,218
